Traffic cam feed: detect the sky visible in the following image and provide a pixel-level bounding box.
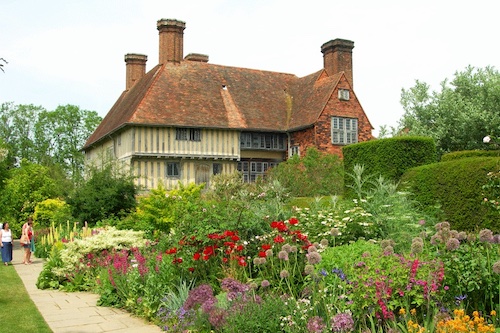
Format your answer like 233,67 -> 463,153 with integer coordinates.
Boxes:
1,0 -> 499,136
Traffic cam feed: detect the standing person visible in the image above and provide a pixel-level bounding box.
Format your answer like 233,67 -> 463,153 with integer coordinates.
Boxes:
22,217 -> 34,265
1,222 -> 13,266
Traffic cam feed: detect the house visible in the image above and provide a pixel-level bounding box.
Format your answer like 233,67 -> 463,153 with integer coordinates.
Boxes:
82,18 -> 373,190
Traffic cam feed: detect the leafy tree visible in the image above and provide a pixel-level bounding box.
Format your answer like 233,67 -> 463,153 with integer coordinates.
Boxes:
267,147 -> 344,197
399,66 -> 500,155
0,103 -> 101,181
67,164 -> 137,225
0,160 -> 67,234
33,198 -> 73,228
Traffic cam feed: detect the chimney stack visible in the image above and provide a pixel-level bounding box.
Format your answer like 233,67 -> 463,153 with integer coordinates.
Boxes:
125,53 -> 147,90
157,19 -> 186,64
321,39 -> 354,87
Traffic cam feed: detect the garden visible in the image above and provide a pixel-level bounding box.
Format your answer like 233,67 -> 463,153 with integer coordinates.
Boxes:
32,150 -> 500,333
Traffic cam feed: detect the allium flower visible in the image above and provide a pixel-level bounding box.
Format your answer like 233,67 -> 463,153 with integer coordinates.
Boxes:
492,261 -> 500,274
221,277 -> 248,294
320,238 -> 329,247
330,228 -> 340,236
281,243 -> 292,253
304,265 -> 314,275
418,219 -> 426,226
479,228 -> 494,242
290,245 -> 298,253
411,241 -> 423,254
184,284 -> 217,311
278,250 -> 289,261
280,270 -> 290,278
445,238 -> 460,251
331,312 -> 354,332
261,280 -> 270,288
307,316 -> 326,333
308,245 -> 318,253
383,245 -> 394,255
265,249 -> 273,257
457,231 -> 467,241
306,252 -> 322,265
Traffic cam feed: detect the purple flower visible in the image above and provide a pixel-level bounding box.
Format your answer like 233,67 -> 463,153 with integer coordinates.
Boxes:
184,284 -> 216,310
307,316 -> 326,333
445,238 -> 460,251
479,229 -> 494,242
306,252 -> 322,265
331,312 -> 354,332
261,280 -> 270,288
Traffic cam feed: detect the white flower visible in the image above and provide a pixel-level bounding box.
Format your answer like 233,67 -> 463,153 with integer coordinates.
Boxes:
483,136 -> 491,143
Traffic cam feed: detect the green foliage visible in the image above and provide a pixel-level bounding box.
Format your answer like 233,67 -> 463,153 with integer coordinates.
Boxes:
67,164 -> 137,225
129,182 -> 204,235
267,147 -> 344,197
221,295 -> 289,333
399,66 -> 500,155
441,149 -> 500,161
0,102 -> 101,182
33,198 -> 73,228
400,157 -> 500,231
0,160 -> 67,234
343,136 -> 437,197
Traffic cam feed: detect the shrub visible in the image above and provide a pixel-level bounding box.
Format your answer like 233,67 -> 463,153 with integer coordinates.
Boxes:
33,198 -> 73,228
441,149 -> 500,161
400,157 -> 500,231
343,136 -> 437,197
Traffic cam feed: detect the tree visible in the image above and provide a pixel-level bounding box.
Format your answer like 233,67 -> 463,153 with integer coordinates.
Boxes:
0,160 -> 68,234
67,164 -> 137,225
399,66 -> 500,155
0,103 -> 101,181
0,58 -> 7,72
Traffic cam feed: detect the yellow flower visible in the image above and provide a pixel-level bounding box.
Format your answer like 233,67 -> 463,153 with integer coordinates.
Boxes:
410,308 -> 417,316
399,308 -> 406,315
491,310 -> 497,317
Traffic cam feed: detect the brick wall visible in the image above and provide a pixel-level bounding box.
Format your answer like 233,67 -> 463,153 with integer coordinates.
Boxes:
290,75 -> 373,158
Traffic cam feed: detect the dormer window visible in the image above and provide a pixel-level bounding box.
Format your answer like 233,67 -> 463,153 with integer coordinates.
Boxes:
338,89 -> 350,101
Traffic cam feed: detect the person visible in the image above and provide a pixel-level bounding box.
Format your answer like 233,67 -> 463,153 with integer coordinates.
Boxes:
1,222 -> 13,266
22,217 -> 34,265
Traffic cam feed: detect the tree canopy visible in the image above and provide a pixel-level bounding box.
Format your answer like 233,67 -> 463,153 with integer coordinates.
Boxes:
0,102 -> 102,182
398,66 -> 500,155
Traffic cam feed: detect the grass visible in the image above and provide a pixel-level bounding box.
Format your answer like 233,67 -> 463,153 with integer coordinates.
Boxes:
0,264 -> 53,333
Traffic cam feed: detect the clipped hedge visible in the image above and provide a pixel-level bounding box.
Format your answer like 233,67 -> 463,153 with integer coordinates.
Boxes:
400,157 -> 500,231
343,136 -> 437,195
441,149 -> 500,162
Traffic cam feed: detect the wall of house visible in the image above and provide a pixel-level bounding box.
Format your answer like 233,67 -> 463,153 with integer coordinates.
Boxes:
132,158 -> 237,190
290,76 -> 373,158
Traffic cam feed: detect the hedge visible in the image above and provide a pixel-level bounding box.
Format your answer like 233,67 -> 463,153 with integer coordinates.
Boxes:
441,149 -> 500,162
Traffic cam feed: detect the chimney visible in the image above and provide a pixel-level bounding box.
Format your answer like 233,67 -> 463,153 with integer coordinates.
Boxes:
184,53 -> 209,63
157,19 -> 186,64
321,39 -> 354,87
124,53 -> 147,90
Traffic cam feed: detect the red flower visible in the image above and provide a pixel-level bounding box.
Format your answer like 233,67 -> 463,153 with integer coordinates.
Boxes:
188,267 -> 195,272
224,241 -> 235,248
223,230 -> 235,237
172,257 -> 183,264
203,245 -> 216,256
231,235 -> 240,241
258,251 -> 267,258
208,233 -> 221,240
166,247 -> 177,255
262,244 -> 272,250
193,252 -> 201,260
238,256 -> 247,267
274,235 -> 285,243
289,217 -> 299,225
202,255 -> 210,261
223,257 -> 228,263
236,245 -> 244,251
270,221 -> 279,229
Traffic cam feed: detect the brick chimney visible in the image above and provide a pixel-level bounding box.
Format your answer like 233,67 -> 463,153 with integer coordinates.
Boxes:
157,19 -> 186,64
184,53 -> 209,63
124,53 -> 147,90
321,39 -> 354,87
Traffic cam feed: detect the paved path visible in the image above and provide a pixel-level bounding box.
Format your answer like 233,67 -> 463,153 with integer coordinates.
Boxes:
12,240 -> 164,333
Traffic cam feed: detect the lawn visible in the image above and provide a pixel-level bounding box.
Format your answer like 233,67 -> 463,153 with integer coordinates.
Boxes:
0,265 -> 52,333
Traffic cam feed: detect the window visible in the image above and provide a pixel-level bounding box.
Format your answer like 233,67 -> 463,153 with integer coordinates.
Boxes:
239,132 -> 285,150
338,89 -> 350,101
332,117 -> 358,145
213,163 -> 222,175
176,128 -> 201,141
290,146 -> 300,157
238,160 -> 278,182
166,162 -> 180,177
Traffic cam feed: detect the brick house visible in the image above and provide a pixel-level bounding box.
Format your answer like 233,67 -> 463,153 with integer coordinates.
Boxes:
82,19 -> 373,190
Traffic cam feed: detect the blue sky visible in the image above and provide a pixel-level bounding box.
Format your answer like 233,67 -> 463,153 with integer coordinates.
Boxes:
1,0 -> 499,135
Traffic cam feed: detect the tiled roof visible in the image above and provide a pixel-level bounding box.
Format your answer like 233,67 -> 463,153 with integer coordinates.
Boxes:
83,61 -> 342,149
